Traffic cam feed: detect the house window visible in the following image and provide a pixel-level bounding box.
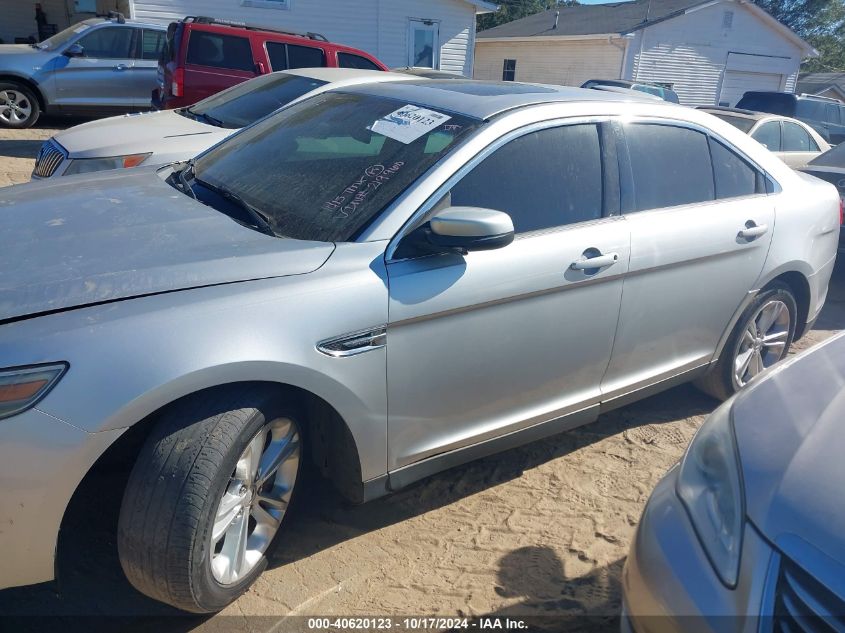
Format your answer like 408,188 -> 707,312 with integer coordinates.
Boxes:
502,59 -> 516,81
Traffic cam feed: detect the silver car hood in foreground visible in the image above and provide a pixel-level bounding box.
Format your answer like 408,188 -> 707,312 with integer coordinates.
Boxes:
0,168 -> 334,322
52,109 -> 230,159
732,332 -> 845,583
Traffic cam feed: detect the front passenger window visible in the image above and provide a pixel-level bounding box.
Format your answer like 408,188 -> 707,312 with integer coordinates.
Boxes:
751,121 -> 781,151
448,124 -> 604,233
76,27 -> 133,59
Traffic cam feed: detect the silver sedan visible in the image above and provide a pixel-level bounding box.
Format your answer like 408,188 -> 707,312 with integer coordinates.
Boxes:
623,330 -> 845,631
0,80 -> 839,613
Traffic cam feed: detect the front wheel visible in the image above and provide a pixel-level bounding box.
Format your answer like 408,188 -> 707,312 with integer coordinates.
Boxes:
117,385 -> 303,613
696,282 -> 797,400
0,83 -> 40,128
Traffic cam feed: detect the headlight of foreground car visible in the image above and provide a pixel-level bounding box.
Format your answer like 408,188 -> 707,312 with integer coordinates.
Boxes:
63,153 -> 152,175
0,363 -> 68,420
676,403 -> 745,587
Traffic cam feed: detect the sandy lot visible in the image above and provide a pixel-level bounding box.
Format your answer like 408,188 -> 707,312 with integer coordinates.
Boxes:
1,121 -> 843,632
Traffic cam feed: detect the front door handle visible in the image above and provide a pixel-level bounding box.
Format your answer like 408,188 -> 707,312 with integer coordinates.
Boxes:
738,223 -> 769,241
115,63 -> 129,71
571,251 -> 619,271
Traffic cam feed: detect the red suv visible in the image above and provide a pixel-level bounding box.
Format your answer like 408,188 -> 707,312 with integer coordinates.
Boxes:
153,16 -> 387,109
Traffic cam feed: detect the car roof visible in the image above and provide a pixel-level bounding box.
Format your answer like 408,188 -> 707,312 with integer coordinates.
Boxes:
335,79 -> 669,120
284,68 -> 409,82
699,106 -> 767,120
81,16 -> 164,29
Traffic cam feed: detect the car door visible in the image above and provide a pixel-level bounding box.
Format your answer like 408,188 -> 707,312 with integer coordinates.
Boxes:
130,28 -> 166,107
385,121 -> 630,471
53,25 -> 138,109
780,120 -> 821,168
600,121 -> 775,401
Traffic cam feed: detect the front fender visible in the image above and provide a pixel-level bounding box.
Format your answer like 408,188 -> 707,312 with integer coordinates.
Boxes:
0,244 -> 391,480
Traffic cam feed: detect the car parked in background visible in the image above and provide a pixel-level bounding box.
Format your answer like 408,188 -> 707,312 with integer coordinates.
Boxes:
699,106 -> 830,168
0,82 -> 838,613
623,330 -> 845,632
31,67 -> 413,179
154,16 -> 387,110
580,78 -> 680,103
799,143 -> 845,248
736,91 -> 845,145
0,13 -> 165,128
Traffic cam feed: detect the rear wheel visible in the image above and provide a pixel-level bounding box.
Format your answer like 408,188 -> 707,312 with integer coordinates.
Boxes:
0,82 -> 40,128
117,385 -> 303,613
695,282 -> 797,400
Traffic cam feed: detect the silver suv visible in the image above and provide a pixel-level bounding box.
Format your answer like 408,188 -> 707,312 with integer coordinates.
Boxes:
0,82 -> 839,613
0,14 -> 165,128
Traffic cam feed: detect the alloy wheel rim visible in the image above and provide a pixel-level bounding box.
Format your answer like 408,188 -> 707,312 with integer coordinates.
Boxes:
733,299 -> 790,388
210,417 -> 300,586
0,90 -> 33,124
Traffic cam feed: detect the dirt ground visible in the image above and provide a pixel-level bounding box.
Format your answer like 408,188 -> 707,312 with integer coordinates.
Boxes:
1,121 -> 843,632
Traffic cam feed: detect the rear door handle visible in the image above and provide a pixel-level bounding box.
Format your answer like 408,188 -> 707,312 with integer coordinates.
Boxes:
571,251 -> 619,271
738,223 -> 769,240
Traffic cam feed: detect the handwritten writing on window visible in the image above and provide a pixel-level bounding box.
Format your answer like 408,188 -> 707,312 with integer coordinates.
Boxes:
322,162 -> 405,218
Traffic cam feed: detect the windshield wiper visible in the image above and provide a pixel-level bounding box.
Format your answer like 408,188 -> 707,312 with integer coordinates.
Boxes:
194,176 -> 278,237
186,108 -> 224,128
169,159 -> 197,199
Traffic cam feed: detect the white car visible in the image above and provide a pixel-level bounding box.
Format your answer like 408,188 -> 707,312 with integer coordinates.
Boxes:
31,67 -> 414,179
699,106 -> 831,168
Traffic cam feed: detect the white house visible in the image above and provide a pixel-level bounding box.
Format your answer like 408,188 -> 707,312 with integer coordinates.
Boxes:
127,0 -> 497,75
474,0 -> 816,106
0,0 -> 497,75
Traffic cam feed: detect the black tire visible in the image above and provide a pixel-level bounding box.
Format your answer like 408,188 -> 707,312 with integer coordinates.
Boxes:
117,384 -> 304,613
0,82 -> 41,129
695,282 -> 797,401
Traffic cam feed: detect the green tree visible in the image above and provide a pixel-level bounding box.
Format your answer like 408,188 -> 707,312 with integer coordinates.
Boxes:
753,0 -> 845,71
478,0 -> 579,32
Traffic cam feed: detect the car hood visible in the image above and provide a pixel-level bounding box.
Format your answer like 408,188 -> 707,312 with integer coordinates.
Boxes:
0,44 -> 45,58
0,168 -> 334,322
54,109 -> 230,159
733,332 -> 845,592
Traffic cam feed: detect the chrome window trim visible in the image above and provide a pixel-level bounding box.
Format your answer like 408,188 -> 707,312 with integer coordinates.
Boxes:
384,114 -> 613,262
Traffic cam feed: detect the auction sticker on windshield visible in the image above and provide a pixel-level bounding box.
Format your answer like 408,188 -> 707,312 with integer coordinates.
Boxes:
370,105 -> 452,144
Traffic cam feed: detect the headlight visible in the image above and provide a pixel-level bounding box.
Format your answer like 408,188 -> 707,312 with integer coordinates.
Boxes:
63,153 -> 152,175
0,364 -> 68,420
676,402 -> 745,587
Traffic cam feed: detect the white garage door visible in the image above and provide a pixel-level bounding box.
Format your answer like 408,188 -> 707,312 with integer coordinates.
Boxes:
719,70 -> 784,107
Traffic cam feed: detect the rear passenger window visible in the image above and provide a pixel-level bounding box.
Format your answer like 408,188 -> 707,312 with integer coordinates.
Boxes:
140,29 -> 165,60
338,52 -> 381,71
750,121 -> 781,151
782,121 -> 813,152
624,124 -> 714,211
709,138 -> 759,199
449,124 -> 604,233
825,103 -> 841,125
187,31 -> 253,72
266,42 -> 326,70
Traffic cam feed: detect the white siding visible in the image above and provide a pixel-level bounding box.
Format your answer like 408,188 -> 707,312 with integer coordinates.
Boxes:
128,0 -> 478,75
473,38 -> 625,86
627,1 -> 803,106
1,0 -> 75,44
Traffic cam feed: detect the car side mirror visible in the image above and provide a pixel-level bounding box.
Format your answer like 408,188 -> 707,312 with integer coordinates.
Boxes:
427,206 -> 514,252
63,43 -> 84,58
